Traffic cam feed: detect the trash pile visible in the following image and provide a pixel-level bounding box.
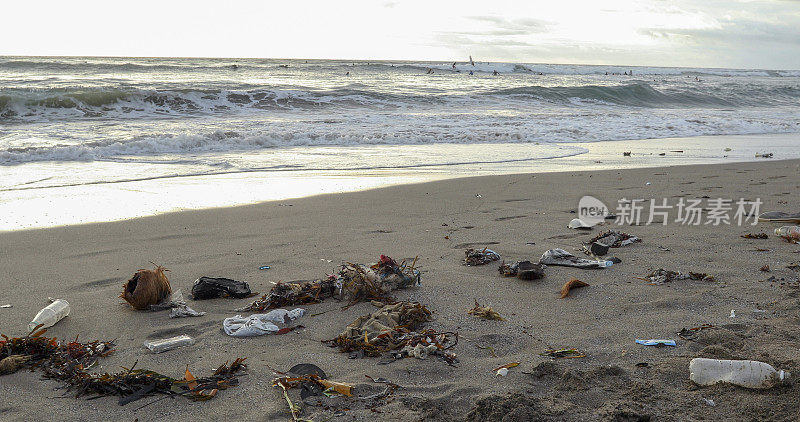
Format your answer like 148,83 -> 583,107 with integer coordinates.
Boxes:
498,261 -> 545,280
584,230 -> 640,257
463,248 -> 501,266
324,302 -> 457,366
239,255 -> 420,312
642,269 -> 715,285
0,329 -> 246,404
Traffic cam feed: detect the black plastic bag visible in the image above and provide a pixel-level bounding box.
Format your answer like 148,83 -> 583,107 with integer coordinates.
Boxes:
191,277 -> 252,299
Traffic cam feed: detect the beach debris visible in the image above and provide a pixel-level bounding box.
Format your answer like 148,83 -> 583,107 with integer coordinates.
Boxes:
759,212 -> 800,223
27,298 -> 70,332
0,304 -> 11,309
729,309 -> 736,318
495,363 -> 520,377
121,266 -> 171,310
259,265 -> 271,270
741,233 -> 769,239
324,302 -> 458,365
192,276 -> 252,299
775,226 -> 800,243
238,255 -> 419,312
143,334 -> 194,353
149,289 -> 206,318
223,308 -> 305,337
568,218 -> 595,230
468,300 -> 505,320
702,397 -> 716,407
635,339 -> 676,347
641,269 -> 714,285
464,248 -> 501,266
636,362 -> 650,368
560,278 -> 590,298
724,147 -> 732,152
498,261 -> 545,280
587,230 -> 640,250
755,152 -> 773,158
760,264 -> 770,272
0,354 -> 30,375
789,263 -> 800,271
272,372 -> 356,421
0,328 -> 245,404
677,324 -> 714,340
690,358 -> 789,389
540,248 -> 612,269
539,348 -> 586,359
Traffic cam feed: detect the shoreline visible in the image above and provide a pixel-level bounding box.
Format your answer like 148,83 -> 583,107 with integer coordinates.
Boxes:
2,132 -> 799,232
1,158 -> 800,420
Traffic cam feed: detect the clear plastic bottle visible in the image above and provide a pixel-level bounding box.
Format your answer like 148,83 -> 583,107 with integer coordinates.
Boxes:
689,358 -> 789,389
28,299 -> 70,332
775,226 -> 800,242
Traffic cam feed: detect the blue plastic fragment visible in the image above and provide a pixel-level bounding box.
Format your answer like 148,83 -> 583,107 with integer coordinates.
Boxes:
635,339 -> 676,346
259,266 -> 271,270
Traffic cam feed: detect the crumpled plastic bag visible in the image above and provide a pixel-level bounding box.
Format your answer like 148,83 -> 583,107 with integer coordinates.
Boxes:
223,308 -> 305,337
540,249 -> 611,269
341,302 -> 430,342
192,277 -> 252,300
149,290 -> 206,318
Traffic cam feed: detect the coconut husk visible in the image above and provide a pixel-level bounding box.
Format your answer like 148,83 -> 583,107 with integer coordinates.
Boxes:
121,266 -> 172,310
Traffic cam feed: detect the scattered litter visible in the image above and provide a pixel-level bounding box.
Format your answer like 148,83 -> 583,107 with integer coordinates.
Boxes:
496,367 -> 509,377
760,264 -> 770,272
540,349 -> 585,359
759,212 -> 800,223
239,255 -> 420,312
560,278 -> 589,298
259,265 -> 271,270
567,218 -> 595,230
645,182 -> 651,186
498,261 -> 545,280
677,324 -> 714,340
121,266 -> 171,310
148,289 -> 206,318
28,298 -> 70,332
0,329 -> 245,404
729,309 -> 736,318
223,308 -> 305,337
540,248 -> 612,269
464,248 -> 501,266
741,233 -> 768,239
635,339 -> 676,346
0,304 -> 11,309
641,269 -> 714,285
702,397 -> 716,407
273,372 -> 356,420
493,362 -> 520,374
192,277 -> 252,300
775,226 -> 800,243
324,302 -> 458,366
755,152 -> 773,158
635,362 -> 650,368
143,334 -> 194,353
468,300 -> 505,321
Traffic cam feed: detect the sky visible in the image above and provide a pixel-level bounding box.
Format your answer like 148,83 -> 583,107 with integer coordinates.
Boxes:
2,0 -> 799,69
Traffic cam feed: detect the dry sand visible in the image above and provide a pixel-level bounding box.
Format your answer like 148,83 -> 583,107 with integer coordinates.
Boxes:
1,159 -> 799,421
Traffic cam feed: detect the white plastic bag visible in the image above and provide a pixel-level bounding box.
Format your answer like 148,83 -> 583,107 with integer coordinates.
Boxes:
223,308 -> 305,337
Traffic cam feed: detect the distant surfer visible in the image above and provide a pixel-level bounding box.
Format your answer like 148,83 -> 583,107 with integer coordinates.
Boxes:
493,70 -> 498,76
426,68 -> 434,74
452,62 -> 457,69
469,56 -> 475,66
346,71 -> 350,76
231,64 -> 239,70
469,70 -> 474,75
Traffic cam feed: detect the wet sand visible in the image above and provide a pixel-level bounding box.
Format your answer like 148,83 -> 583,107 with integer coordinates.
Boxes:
1,158 -> 799,421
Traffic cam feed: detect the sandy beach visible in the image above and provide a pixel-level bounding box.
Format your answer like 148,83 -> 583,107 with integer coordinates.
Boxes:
1,158 -> 799,421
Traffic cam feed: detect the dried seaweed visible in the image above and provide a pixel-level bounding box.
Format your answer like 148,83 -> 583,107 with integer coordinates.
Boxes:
560,278 -> 589,298
238,255 -> 420,312
468,300 -> 505,321
0,329 -> 246,405
741,233 -> 769,239
641,269 -> 715,285
539,348 -> 586,359
324,302 -> 458,366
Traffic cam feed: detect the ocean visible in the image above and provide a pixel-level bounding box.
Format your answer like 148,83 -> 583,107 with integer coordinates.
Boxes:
2,56 -> 799,229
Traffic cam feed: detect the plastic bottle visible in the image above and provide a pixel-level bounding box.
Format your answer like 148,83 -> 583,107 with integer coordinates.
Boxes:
775,226 -> 800,242
28,299 -> 70,332
143,335 -> 194,353
689,358 -> 789,389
